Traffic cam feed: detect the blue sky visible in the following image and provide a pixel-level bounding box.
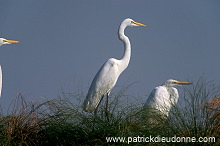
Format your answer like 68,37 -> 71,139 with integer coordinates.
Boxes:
0,0 -> 220,111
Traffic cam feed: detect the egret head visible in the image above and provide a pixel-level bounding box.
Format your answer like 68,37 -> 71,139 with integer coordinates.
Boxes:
163,79 -> 192,87
122,18 -> 147,27
0,38 -> 20,46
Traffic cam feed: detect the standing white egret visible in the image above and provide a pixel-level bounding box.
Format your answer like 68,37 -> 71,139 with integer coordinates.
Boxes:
144,79 -> 192,116
0,38 -> 20,96
83,18 -> 147,113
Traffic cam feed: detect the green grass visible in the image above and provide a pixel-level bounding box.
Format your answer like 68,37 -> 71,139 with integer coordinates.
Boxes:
0,77 -> 219,145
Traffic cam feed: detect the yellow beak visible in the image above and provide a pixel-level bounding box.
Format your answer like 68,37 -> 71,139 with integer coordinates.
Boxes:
4,39 -> 20,44
174,81 -> 192,85
132,21 -> 148,27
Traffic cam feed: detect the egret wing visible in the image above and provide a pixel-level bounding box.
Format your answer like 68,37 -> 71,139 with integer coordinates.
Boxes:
144,86 -> 170,114
83,58 -> 120,112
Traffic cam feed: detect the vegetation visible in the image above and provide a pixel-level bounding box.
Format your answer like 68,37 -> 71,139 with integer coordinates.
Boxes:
0,78 -> 219,145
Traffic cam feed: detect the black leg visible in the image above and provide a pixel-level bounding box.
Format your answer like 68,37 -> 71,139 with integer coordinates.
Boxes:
105,93 -> 110,122
106,93 -> 109,113
94,95 -> 104,117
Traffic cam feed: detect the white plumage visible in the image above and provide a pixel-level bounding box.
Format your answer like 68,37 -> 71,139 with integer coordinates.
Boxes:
0,38 -> 20,97
144,79 -> 192,116
83,18 -> 147,113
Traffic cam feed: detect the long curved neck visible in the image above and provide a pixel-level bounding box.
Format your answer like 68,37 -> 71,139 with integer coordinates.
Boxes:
118,24 -> 131,72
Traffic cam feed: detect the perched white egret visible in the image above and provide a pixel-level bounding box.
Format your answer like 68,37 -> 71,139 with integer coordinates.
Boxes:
0,38 -> 20,96
83,18 -> 147,113
144,79 -> 192,116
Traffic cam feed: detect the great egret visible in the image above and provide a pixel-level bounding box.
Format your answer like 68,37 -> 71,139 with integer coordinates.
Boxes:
0,38 -> 20,46
144,79 -> 192,116
83,18 -> 147,113
0,38 -> 20,96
